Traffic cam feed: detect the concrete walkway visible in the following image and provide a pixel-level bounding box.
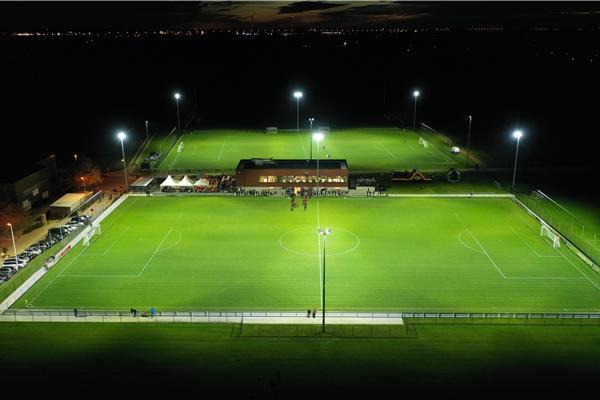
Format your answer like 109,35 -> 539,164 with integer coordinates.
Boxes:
0,313 -> 403,325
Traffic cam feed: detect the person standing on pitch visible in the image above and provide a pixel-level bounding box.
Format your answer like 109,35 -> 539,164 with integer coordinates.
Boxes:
303,194 -> 308,211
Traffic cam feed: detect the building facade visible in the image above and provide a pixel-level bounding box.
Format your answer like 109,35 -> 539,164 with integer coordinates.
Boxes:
235,158 -> 349,191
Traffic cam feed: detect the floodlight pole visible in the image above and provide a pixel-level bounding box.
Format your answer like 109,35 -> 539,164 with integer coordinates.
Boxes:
296,97 -> 301,132
466,115 -> 472,168
145,120 -> 149,140
512,134 -> 521,193
119,135 -> 128,192
413,91 -> 419,129
175,96 -> 181,135
7,223 -> 17,261
322,233 -> 327,333
309,118 -> 314,159
316,140 -> 320,196
81,177 -> 86,192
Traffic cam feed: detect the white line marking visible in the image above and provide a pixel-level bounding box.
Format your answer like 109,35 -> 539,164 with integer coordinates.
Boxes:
137,216 -> 182,277
455,213 -> 506,278
101,226 -> 131,255
457,229 -> 484,254
510,227 -> 560,258
375,143 -> 397,159
555,246 -> 600,292
217,141 -> 225,160
296,131 -> 308,159
316,198 -> 323,308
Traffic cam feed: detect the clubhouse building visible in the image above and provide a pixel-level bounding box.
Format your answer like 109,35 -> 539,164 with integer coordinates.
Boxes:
235,158 -> 349,192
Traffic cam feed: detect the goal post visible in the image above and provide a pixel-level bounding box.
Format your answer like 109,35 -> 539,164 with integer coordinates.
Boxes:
83,223 -> 101,246
540,224 -> 561,248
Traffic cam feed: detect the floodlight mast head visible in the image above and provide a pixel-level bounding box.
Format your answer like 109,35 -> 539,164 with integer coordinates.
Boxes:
117,131 -> 126,141
174,92 -> 181,100
294,91 -> 303,99
513,130 -> 523,139
413,90 -> 420,97
313,132 -> 324,142
319,227 -> 332,236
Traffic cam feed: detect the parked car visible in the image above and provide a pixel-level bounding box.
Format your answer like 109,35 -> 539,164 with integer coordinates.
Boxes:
22,251 -> 38,260
45,235 -> 59,245
68,218 -> 86,226
0,266 -> 18,275
34,241 -> 51,250
61,225 -> 76,234
25,246 -> 43,255
3,260 -> 26,269
72,215 -> 90,224
5,255 -> 28,264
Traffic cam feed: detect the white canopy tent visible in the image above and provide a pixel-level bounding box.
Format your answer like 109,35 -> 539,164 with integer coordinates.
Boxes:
160,175 -> 180,187
177,175 -> 195,187
194,178 -> 210,187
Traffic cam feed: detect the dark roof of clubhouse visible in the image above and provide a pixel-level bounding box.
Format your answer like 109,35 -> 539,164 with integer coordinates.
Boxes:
236,158 -> 348,170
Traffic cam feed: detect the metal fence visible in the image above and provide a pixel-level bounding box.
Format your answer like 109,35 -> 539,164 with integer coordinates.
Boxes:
2,309 -> 600,325
517,190 -> 600,266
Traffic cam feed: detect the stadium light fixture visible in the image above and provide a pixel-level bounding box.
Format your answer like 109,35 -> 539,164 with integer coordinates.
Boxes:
80,176 -> 86,192
511,130 -> 524,192
174,93 -> 182,134
466,115 -> 473,168
413,90 -> 421,129
117,131 -> 128,192
6,223 -> 17,264
293,91 -> 303,132
73,153 -> 78,162
318,227 -> 332,333
313,132 -> 324,195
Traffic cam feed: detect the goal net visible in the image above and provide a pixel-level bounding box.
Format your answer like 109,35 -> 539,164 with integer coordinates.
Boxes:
83,224 -> 101,246
418,137 -> 429,149
540,224 -> 561,248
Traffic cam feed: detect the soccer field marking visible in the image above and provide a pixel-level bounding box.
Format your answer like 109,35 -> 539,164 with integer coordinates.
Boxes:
297,131 -> 309,159
554,246 -> 600,292
585,238 -> 600,252
157,229 -> 182,253
317,198 -> 322,309
217,140 -> 226,161
84,226 -> 131,256
457,230 -> 484,254
454,213 -> 507,279
29,246 -> 91,306
374,143 -> 397,159
510,227 -> 561,258
137,216 -> 182,277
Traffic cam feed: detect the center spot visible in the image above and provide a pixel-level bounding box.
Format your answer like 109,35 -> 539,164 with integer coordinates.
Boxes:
279,227 -> 360,257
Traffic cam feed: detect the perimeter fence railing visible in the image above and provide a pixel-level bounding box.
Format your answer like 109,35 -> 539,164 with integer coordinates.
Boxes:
516,190 -> 600,266
2,309 -> 600,326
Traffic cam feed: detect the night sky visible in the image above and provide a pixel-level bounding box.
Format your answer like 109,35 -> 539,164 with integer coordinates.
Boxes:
1,2 -> 600,172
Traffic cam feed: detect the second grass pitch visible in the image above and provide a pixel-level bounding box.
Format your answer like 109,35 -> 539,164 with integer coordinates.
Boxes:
14,196 -> 600,312
157,127 -> 460,172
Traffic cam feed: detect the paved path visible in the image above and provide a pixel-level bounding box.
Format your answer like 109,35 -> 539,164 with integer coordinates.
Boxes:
0,313 -> 403,325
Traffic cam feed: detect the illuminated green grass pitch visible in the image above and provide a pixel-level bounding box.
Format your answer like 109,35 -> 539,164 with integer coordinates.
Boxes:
157,127 -> 460,171
15,196 -> 600,312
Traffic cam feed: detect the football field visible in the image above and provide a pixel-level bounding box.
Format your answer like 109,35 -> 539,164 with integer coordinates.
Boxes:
156,127 -> 461,171
13,196 -> 600,312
